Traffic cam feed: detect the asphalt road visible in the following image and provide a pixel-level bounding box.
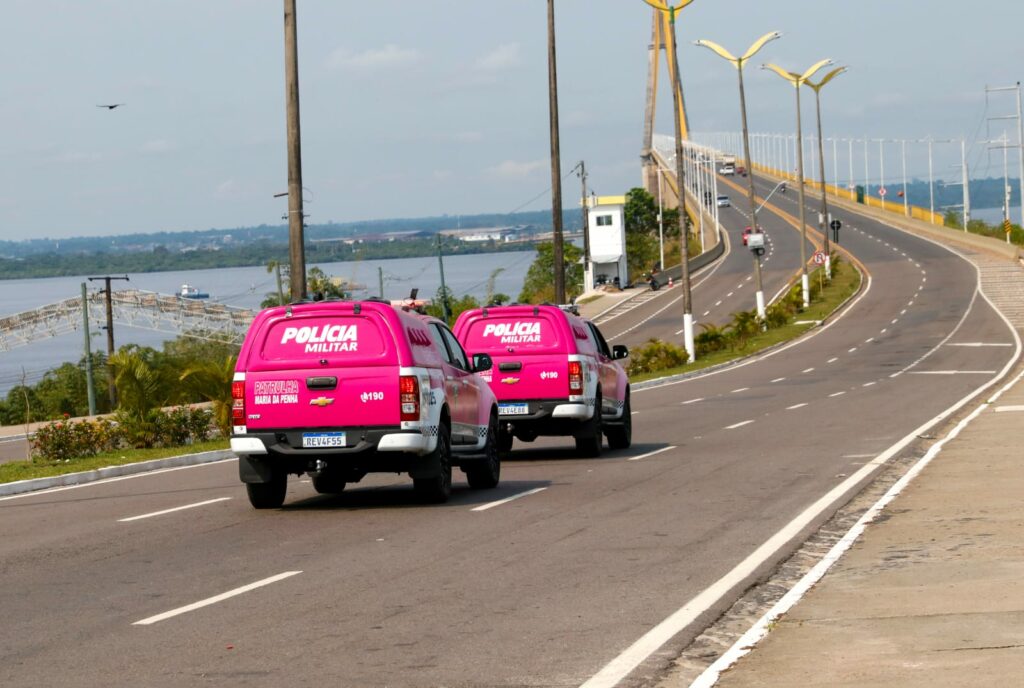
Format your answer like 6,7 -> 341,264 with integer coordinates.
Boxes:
0,192 -> 1018,687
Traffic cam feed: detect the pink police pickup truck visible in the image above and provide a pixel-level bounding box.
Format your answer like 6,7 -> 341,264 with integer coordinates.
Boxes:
453,304 -> 631,457
230,299 -> 500,508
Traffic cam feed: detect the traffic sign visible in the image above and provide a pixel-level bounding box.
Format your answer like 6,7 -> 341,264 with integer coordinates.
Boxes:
878,187 -> 887,197
812,251 -> 826,265
830,218 -> 842,231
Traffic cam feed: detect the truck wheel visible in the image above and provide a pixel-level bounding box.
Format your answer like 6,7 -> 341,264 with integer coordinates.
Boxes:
467,415 -> 501,489
246,469 -> 287,509
575,394 -> 603,458
606,393 -> 632,450
414,421 -> 452,503
312,473 -> 346,495
497,426 -> 513,455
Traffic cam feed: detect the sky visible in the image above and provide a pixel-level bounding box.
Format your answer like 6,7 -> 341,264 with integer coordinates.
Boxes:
1,0 -> 1021,241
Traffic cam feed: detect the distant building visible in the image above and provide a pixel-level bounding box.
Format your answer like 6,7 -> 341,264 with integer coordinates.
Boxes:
585,196 -> 628,292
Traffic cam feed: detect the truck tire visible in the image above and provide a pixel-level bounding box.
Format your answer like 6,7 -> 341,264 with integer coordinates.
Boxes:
466,414 -> 501,489
575,393 -> 603,458
246,469 -> 287,509
606,393 -> 632,450
414,421 -> 452,503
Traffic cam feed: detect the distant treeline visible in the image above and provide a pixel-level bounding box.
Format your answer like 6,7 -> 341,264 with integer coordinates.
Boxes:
0,236 -> 542,281
0,209 -> 580,260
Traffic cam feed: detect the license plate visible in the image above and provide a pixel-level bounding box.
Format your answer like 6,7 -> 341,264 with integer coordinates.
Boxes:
302,432 -> 346,448
499,403 -> 529,416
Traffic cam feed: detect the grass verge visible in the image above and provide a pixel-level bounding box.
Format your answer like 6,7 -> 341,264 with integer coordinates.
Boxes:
0,439 -> 230,485
629,260 -> 862,384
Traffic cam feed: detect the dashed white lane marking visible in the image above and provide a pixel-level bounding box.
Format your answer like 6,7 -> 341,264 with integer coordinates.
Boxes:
715,300 -> 722,306
881,328 -> 888,334
827,357 -> 838,363
627,446 -> 677,462
118,498 -> 231,523
948,342 -> 1014,347
727,292 -> 734,298
802,367 -> 815,373
829,391 -> 846,397
471,487 -> 548,512
900,309 -> 907,315
682,398 -> 704,405
891,318 -> 899,324
864,337 -> 874,343
863,382 -> 876,387
631,411 -> 640,416
731,388 -> 749,394
842,454 -> 877,458
786,403 -> 808,410
703,310 -> 711,317
848,347 -> 857,353
995,405 -> 1024,412
725,420 -> 755,430
133,571 -> 303,625
771,377 -> 786,383
908,370 -> 997,375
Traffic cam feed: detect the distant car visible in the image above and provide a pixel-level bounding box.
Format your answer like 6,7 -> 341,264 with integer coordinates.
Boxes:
716,195 -> 730,207
736,165 -> 747,176
719,164 -> 735,176
742,226 -> 764,246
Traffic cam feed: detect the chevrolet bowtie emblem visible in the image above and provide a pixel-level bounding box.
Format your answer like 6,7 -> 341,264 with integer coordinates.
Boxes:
500,377 -> 520,384
309,397 -> 335,407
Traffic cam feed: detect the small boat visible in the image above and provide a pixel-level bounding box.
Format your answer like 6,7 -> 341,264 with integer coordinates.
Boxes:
179,284 -> 210,299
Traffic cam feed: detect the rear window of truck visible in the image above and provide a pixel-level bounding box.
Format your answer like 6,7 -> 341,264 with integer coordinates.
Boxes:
259,315 -> 389,361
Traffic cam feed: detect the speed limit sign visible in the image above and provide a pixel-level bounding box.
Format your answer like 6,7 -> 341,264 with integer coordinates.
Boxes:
812,251 -> 826,265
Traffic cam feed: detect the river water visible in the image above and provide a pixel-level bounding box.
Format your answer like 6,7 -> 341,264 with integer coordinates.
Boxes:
0,250 -> 536,394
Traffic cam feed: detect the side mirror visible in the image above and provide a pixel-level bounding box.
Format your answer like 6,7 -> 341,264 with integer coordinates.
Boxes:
612,345 -> 629,360
472,353 -> 493,373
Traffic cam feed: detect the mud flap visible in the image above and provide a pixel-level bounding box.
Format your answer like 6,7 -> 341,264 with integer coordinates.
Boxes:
408,453 -> 441,480
239,455 -> 276,484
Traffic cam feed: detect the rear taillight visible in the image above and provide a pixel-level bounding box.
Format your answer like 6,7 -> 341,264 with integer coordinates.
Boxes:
399,375 -> 420,422
232,381 -> 245,427
568,361 -> 583,395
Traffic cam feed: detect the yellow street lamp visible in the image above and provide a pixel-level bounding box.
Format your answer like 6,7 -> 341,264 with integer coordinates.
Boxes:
762,59 -> 832,307
804,66 -> 848,278
695,31 -> 781,320
640,0 -> 698,360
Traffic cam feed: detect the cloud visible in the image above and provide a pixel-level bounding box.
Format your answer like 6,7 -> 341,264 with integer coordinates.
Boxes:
139,139 -> 178,155
327,44 -> 420,72
487,159 -> 547,179
475,43 -> 521,71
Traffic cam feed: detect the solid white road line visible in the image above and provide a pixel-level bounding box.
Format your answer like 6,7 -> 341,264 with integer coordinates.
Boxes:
786,403 -> 807,410
682,398 -> 704,405
995,405 -> 1024,412
948,342 -> 1014,347
724,420 -> 754,430
908,370 -> 997,375
471,487 -> 547,512
627,446 -> 676,462
133,571 -> 302,626
829,391 -> 846,397
118,497 -> 231,523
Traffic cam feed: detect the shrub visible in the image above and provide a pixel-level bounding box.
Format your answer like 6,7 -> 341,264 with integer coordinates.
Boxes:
695,323 -> 730,355
31,416 -> 124,463
627,338 -> 689,376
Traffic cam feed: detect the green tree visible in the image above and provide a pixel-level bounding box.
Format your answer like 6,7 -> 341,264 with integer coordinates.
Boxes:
518,241 -> 584,304
624,187 -> 660,235
109,347 -> 168,447
179,354 -> 237,437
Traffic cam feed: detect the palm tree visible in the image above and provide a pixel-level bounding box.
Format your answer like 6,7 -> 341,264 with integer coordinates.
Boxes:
179,355 -> 237,437
109,349 -> 166,447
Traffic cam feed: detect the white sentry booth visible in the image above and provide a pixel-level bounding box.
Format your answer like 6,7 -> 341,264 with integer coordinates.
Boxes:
585,195 -> 628,293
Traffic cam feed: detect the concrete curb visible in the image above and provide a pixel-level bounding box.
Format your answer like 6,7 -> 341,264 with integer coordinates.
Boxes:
0,449 -> 235,497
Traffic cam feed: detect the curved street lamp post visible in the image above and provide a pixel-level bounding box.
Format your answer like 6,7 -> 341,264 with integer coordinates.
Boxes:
762,59 -> 833,308
695,31 -> 781,320
804,66 -> 847,279
641,0 -> 697,360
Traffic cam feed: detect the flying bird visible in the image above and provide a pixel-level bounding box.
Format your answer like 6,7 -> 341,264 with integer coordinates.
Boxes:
96,104 -> 125,110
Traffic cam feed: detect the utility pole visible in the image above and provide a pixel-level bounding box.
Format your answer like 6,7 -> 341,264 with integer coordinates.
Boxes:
87,275 -> 128,408
436,234 -> 450,322
378,266 -> 385,299
283,0 -> 307,302
80,283 -> 97,416
576,161 -> 592,293
985,83 -> 1024,228
546,0 -> 565,304
961,138 -> 971,229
